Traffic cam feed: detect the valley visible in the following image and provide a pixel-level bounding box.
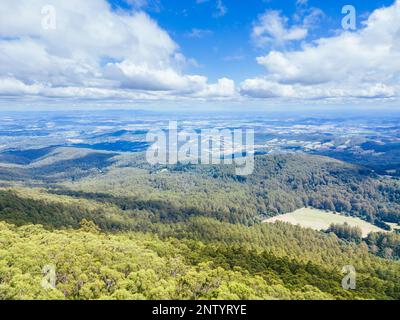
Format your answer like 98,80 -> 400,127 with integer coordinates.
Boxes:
1,110 -> 400,300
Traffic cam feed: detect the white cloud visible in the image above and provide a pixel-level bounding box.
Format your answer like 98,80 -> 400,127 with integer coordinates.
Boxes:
0,78 -> 42,96
252,10 -> 308,48
240,78 -> 397,100
242,0 -> 400,102
194,78 -> 236,98
0,0 -> 234,102
2,0 -> 399,106
240,79 -> 295,99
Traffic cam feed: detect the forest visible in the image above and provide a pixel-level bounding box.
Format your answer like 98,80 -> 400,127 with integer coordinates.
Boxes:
50,153 -> 400,228
1,216 -> 400,300
1,153 -> 400,300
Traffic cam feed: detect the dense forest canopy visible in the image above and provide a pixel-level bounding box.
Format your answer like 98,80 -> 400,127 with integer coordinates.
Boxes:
1,153 -> 400,300
52,153 -> 400,229
1,217 -> 400,300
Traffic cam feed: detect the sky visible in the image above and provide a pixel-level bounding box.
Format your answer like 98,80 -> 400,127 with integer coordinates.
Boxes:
0,0 -> 399,110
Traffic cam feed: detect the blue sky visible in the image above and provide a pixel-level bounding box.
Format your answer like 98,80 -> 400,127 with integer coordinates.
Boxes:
108,0 -> 394,82
0,0 -> 399,110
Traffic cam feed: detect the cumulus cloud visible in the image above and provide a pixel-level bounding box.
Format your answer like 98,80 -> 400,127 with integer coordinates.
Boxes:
252,10 -> 308,48
0,0 -> 234,101
194,78 -> 235,98
242,0 -> 400,101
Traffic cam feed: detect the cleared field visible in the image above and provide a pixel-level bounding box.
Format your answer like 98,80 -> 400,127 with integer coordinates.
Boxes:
263,207 -> 385,237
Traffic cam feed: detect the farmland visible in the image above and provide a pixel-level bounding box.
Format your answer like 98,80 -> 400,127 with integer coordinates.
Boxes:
263,208 -> 386,237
